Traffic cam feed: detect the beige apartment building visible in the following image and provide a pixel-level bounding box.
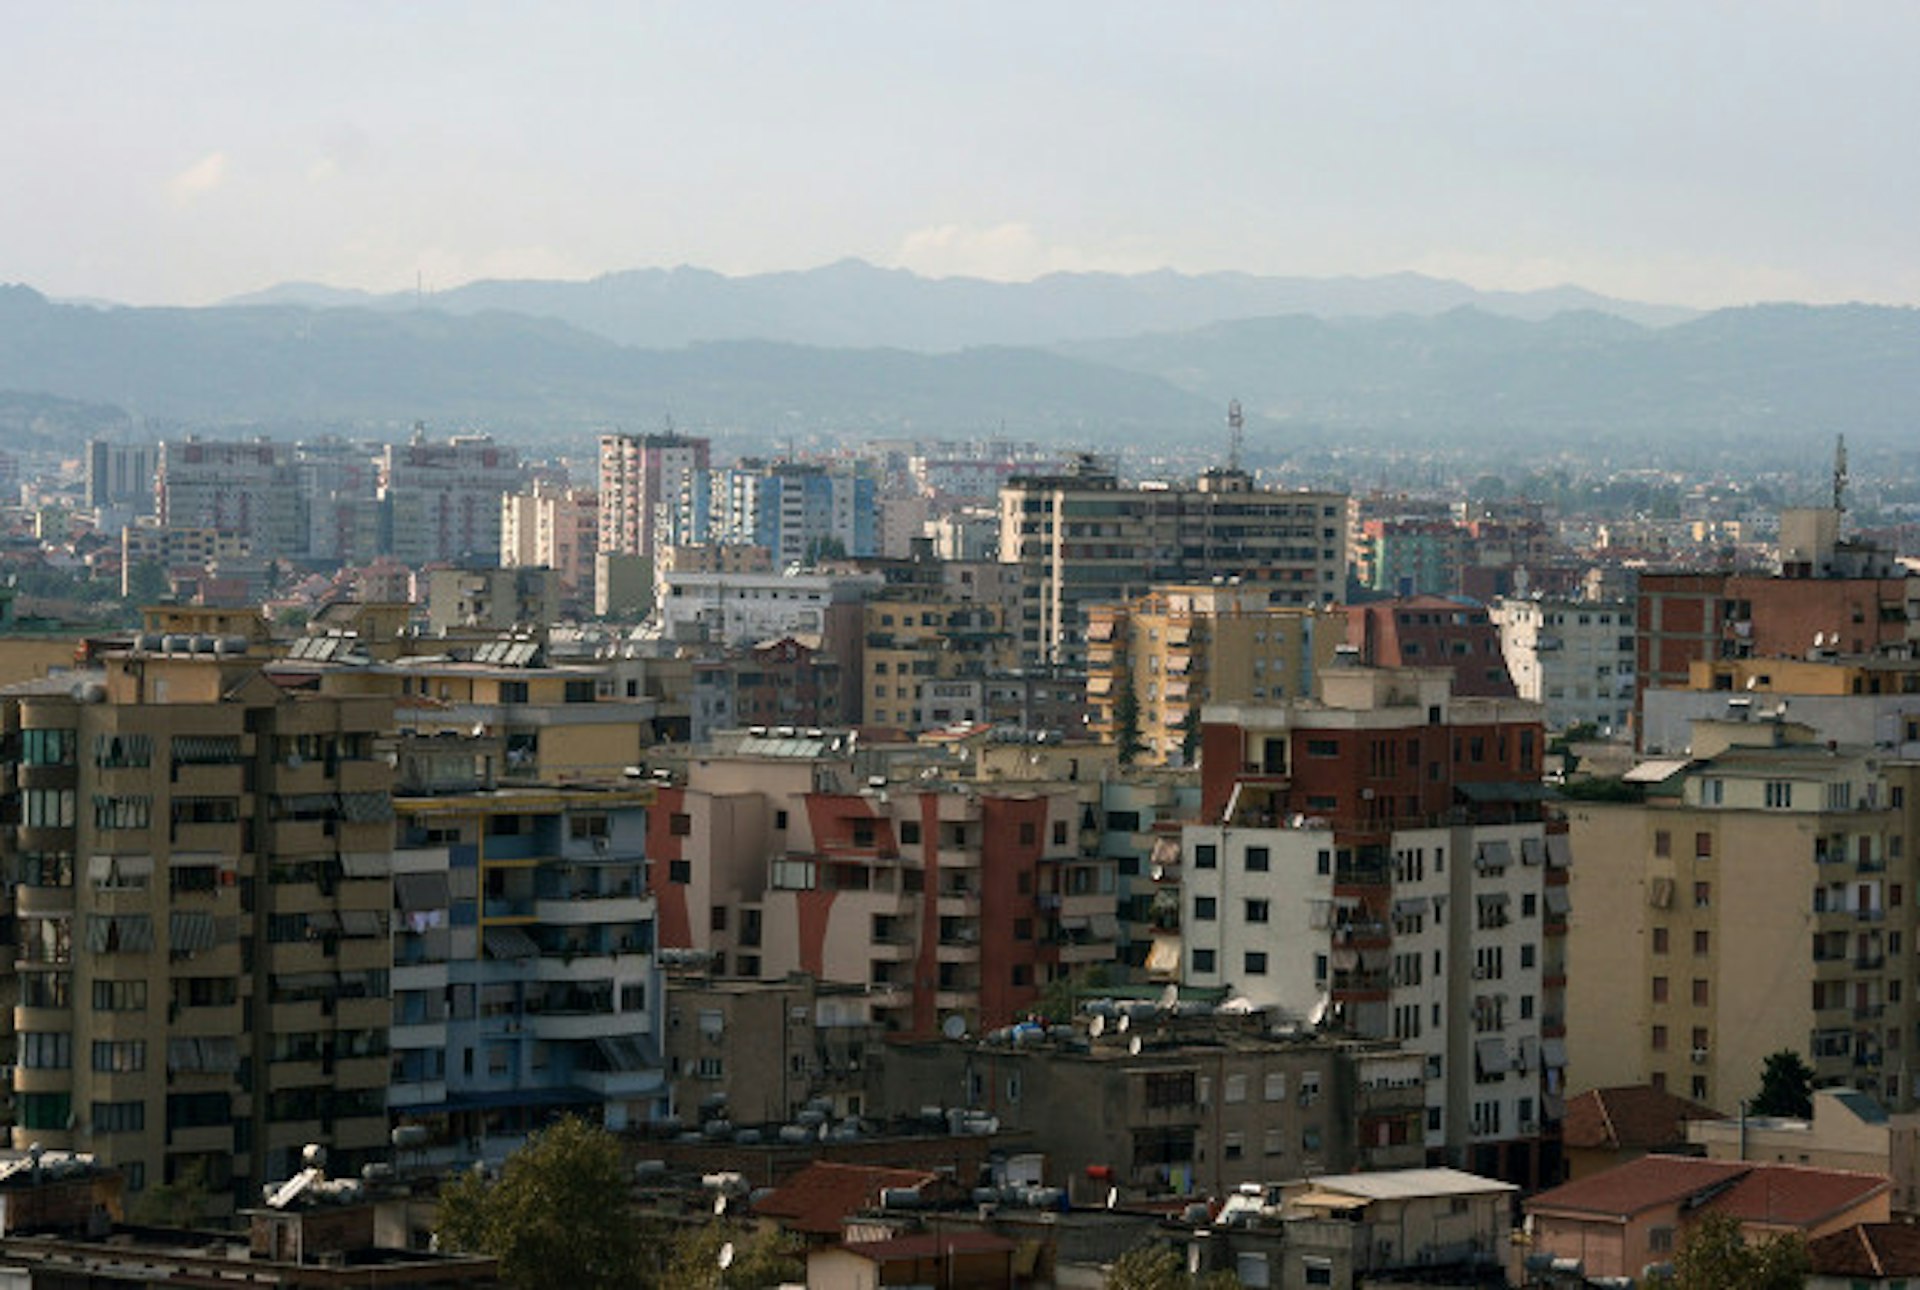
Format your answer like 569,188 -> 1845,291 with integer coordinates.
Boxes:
997,457 -> 1346,669
2,638 -> 394,1211
1566,715 -> 1920,1115
862,594 -> 1015,733
1085,586 -> 1340,765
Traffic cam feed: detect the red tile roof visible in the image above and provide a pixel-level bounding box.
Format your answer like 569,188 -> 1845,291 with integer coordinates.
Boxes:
1528,1155 -> 1889,1231
753,1162 -> 939,1236
1810,1223 -> 1920,1277
1562,1085 -> 1719,1152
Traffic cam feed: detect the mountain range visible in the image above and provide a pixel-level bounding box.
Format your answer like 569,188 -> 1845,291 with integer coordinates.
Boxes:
1,265 -> 1914,461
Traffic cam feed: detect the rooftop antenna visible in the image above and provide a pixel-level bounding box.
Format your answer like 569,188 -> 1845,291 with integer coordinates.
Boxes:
1226,399 -> 1245,472
1832,433 -> 1848,519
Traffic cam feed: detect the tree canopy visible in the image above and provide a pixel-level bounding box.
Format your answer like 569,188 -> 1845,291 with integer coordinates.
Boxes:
1751,1048 -> 1814,1118
435,1116 -> 646,1290
1653,1211 -> 1809,1290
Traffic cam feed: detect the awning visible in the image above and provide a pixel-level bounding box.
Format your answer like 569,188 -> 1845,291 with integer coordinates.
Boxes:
341,792 -> 393,823
1357,947 -> 1390,971
1518,1036 -> 1540,1071
1061,914 -> 1090,932
1476,1038 -> 1511,1075
1088,913 -> 1121,939
1546,835 -> 1572,869
1648,877 -> 1674,909
1542,1038 -> 1568,1068
1624,758 -> 1692,784
1476,841 -> 1513,870
85,914 -> 153,953
1292,1191 -> 1370,1212
484,926 -> 540,960
1145,937 -> 1181,975
396,872 -> 451,912
1477,892 -> 1511,908
593,1035 -> 652,1072
168,1036 -> 240,1073
1392,897 -> 1429,917
339,851 -> 388,877
305,911 -> 342,935
1520,838 -> 1544,865
339,910 -> 385,937
170,911 -> 217,953
1331,947 -> 1359,971
1544,887 -> 1572,916
1087,676 -> 1114,696
87,854 -> 153,883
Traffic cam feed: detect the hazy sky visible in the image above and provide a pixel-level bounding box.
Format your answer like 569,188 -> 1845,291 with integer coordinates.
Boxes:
8,1 -> 1919,307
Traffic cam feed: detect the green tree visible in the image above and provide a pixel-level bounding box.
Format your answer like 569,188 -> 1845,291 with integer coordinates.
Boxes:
1104,1240 -> 1241,1289
1652,1211 -> 1809,1290
1037,963 -> 1113,1023
129,1157 -> 215,1226
1751,1049 -> 1814,1118
1113,673 -> 1145,765
123,559 -> 169,606
435,1116 -> 645,1290
660,1220 -> 805,1289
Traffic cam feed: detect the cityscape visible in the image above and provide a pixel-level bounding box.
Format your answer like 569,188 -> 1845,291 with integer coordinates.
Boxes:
7,4 -> 1920,1288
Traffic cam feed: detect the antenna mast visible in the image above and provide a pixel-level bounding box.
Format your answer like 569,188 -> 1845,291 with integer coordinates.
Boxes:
1832,434 -> 1848,517
1227,399 -> 1244,473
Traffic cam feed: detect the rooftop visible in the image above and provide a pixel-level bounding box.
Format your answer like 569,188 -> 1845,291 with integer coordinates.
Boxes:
1528,1155 -> 1890,1228
1562,1085 -> 1719,1152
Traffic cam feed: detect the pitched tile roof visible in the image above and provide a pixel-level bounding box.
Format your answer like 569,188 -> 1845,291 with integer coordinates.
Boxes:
1527,1154 -> 1889,1230
753,1162 -> 939,1236
1562,1085 -> 1719,1152
1810,1223 -> 1920,1277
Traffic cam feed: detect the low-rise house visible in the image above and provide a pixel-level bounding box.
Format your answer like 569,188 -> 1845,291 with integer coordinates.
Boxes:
1561,1085 -> 1716,1180
1808,1222 -> 1920,1288
1525,1156 -> 1892,1282
806,1231 -> 1024,1290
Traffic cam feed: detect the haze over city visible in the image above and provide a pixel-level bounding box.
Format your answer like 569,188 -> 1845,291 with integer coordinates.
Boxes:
9,1 -> 1920,308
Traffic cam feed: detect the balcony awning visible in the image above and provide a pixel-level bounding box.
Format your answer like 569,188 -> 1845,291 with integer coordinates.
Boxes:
1088,913 -> 1120,939
341,792 -> 394,823
1475,841 -> 1513,870
396,872 -> 452,912
593,1035 -> 653,1072
170,911 -> 217,953
1477,892 -> 1511,908
339,910 -> 386,937
1546,835 -> 1572,869
1145,937 -> 1181,975
169,1036 -> 240,1073
1542,1038 -> 1568,1068
1544,887 -> 1572,916
1331,947 -> 1359,971
87,854 -> 153,883
340,851 -> 388,877
1087,676 -> 1114,696
1476,1038 -> 1511,1075
1520,838 -> 1544,866
484,926 -> 540,960
1392,897 -> 1429,917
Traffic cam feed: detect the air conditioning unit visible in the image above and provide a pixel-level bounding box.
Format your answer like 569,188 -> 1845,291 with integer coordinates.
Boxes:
1691,1047 -> 1710,1064
1471,966 -> 1489,980
1518,1118 -> 1537,1135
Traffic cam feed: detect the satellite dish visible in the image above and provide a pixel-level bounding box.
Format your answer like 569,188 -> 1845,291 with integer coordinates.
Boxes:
1128,1035 -> 1142,1056
1117,1013 -> 1131,1034
1159,983 -> 1179,1011
718,1242 -> 735,1271
1089,1014 -> 1106,1039
942,1014 -> 967,1041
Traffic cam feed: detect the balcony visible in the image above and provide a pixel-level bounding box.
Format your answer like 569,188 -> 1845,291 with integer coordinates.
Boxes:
532,1011 -> 624,1042
533,894 -> 652,926
390,1021 -> 449,1051
13,885 -> 72,918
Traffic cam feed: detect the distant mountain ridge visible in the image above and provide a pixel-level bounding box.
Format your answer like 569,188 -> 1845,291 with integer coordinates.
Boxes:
0,282 -> 1914,460
222,258 -> 1701,351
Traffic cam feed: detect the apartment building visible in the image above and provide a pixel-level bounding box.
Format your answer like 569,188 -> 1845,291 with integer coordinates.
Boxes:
1181,667 -> 1566,1187
862,593 -> 1014,734
1086,586 -> 1339,766
879,1020 -> 1426,1197
662,974 -> 882,1126
1640,655 -> 1920,759
157,437 -> 306,560
86,440 -> 155,516
644,733 -> 1118,1038
388,785 -> 662,1158
1345,595 -> 1517,698
424,567 -> 562,634
378,433 -> 525,566
997,457 -> 1346,669
1490,595 -> 1636,733
707,460 -> 877,564
500,481 -> 599,602
119,522 -> 250,595
1565,715 -> 1920,1113
689,634 -> 849,746
656,568 -> 880,648
0,638 -> 395,1211
598,432 -> 710,558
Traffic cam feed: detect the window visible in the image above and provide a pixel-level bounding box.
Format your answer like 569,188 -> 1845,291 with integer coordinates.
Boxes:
1652,1024 -> 1668,1051
1652,927 -> 1669,954
1192,948 -> 1217,973
1654,830 -> 1671,857
1764,781 -> 1793,809
1693,930 -> 1709,955
669,812 -> 691,836
1245,898 -> 1270,924
22,729 -> 75,765
899,821 -> 918,844
1193,844 -> 1217,870
1244,950 -> 1268,975
1194,896 -> 1217,921
1224,1074 -> 1248,1103
1694,881 -> 1711,908
92,1040 -> 146,1073
1695,831 -> 1713,858
1692,979 -> 1709,1005
92,1101 -> 145,1134
1652,976 -> 1669,1003
1244,846 -> 1270,873
92,980 -> 147,1012
668,859 -> 691,884
1264,1072 -> 1288,1101
1307,738 -> 1339,758
24,789 -> 75,828
19,1032 -> 71,1069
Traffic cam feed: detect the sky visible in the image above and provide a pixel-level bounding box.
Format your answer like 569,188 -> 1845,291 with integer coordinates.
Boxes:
7,1 -> 1920,308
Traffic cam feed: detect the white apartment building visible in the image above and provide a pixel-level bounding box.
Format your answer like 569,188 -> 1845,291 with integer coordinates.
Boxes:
1490,596 -> 1636,734
656,569 -> 881,646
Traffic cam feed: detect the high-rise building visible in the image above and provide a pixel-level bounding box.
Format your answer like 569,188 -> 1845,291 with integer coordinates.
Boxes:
0,637 -> 395,1210
500,481 -> 599,603
1566,715 -> 1920,1114
1086,586 -> 1340,766
1490,595 -> 1636,734
1181,667 -> 1566,1186
158,437 -> 307,560
598,432 -> 709,558
1345,596 -> 1517,699
708,460 -> 877,565
997,457 -> 1346,669
86,440 -> 156,515
379,432 -> 526,566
